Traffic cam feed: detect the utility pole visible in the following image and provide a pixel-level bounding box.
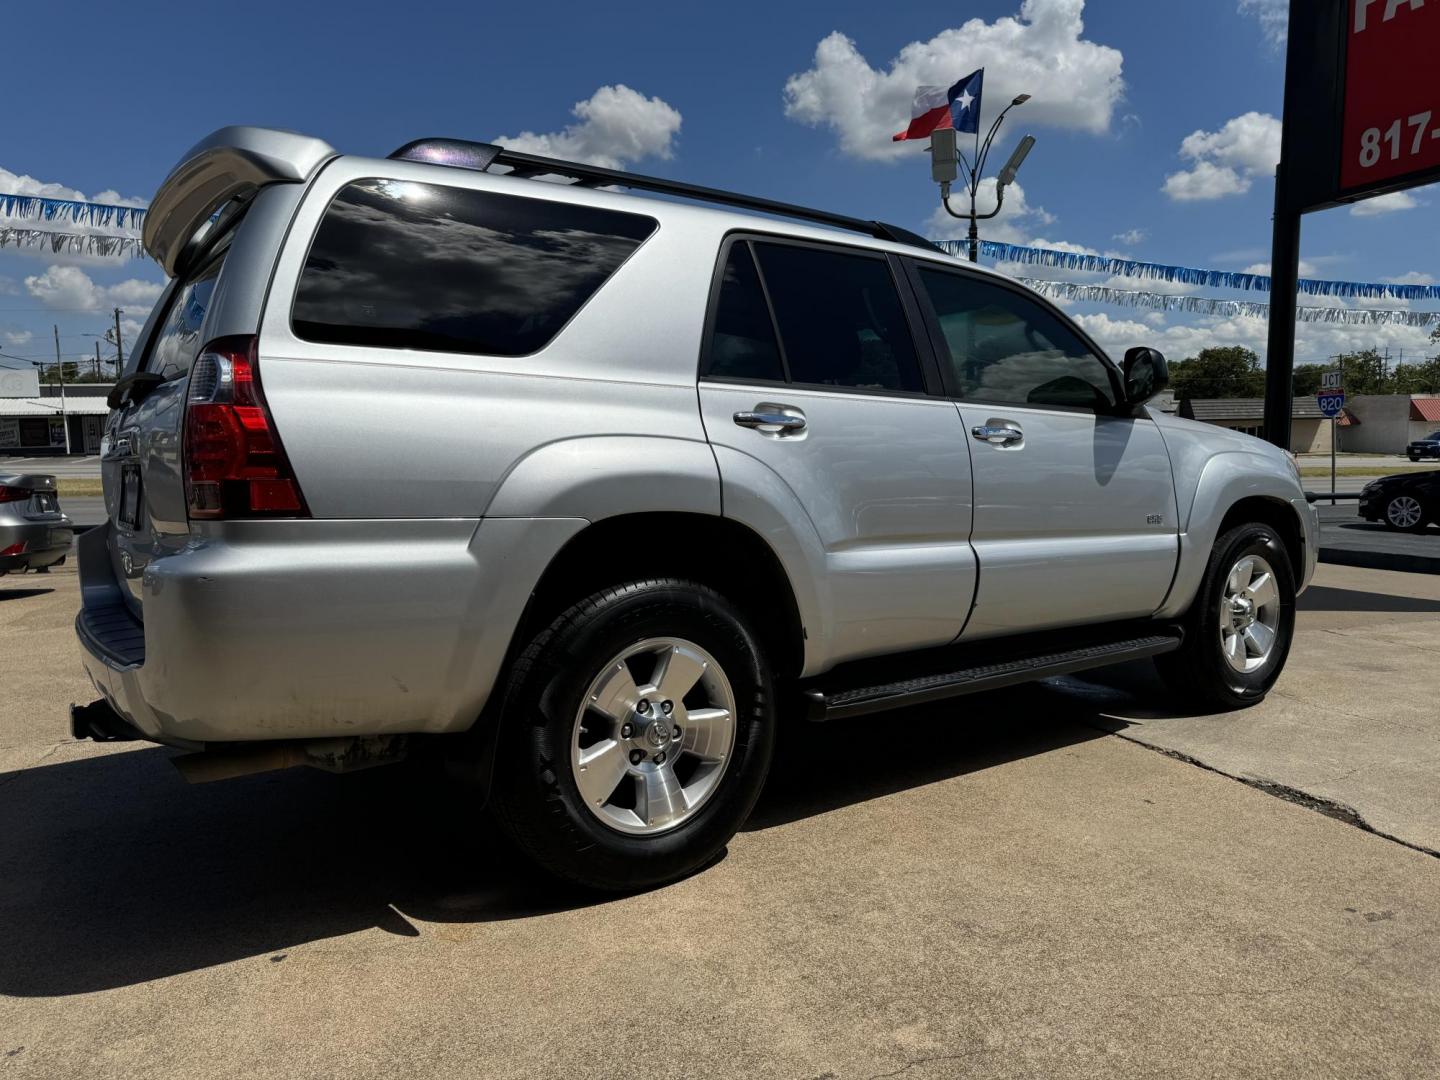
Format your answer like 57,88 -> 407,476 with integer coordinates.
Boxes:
52,324 -> 71,455
1330,352 -> 1342,506
94,341 -> 102,379
113,307 -> 125,371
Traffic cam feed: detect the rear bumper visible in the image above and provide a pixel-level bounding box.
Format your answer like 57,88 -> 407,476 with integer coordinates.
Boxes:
0,518 -> 73,571
74,516 -> 586,744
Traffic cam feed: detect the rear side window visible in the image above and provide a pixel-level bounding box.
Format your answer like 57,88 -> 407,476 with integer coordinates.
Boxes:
292,179 -> 657,357
705,243 -> 784,383
145,254 -> 225,380
753,243 -> 922,393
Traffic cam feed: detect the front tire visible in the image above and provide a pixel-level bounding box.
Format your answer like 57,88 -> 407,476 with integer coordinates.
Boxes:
492,579 -> 775,892
1155,522 -> 1296,711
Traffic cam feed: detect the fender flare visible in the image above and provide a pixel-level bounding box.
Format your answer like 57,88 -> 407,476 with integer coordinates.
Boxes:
1156,450 -> 1312,618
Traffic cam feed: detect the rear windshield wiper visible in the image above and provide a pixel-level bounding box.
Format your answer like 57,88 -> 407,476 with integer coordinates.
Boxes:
107,371 -> 167,410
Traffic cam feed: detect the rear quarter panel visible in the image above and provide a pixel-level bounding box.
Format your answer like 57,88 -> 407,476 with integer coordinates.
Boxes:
256,156 -> 722,521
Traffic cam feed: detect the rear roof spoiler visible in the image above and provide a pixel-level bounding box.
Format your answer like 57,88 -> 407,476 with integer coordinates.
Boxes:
143,126 -> 337,277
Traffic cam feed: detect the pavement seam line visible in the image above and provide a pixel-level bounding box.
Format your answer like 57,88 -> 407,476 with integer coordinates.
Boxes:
1097,729 -> 1440,861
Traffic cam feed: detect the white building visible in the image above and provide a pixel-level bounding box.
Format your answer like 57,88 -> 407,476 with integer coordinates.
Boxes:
1339,395 -> 1440,454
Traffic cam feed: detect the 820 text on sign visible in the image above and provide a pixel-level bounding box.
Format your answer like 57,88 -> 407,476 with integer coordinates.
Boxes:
1341,0 -> 1440,192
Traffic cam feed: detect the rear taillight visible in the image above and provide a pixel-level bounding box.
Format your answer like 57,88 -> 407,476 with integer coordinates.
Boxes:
1,541 -> 26,556
183,335 -> 307,520
0,485 -> 28,503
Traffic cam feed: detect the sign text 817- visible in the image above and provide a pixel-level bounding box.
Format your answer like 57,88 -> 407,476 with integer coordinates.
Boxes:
1341,0 -> 1440,192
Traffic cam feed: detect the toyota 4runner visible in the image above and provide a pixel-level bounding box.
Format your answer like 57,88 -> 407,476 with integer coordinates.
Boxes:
74,127 -> 1318,890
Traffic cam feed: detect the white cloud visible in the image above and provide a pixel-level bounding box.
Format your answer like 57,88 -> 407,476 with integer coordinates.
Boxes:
0,165 -> 146,208
1112,227 -> 1147,246
783,0 -> 1125,161
493,84 -> 681,169
1350,190 -> 1422,216
3,329 -> 33,348
1162,112 -> 1280,200
1073,306 -> 1435,367
1240,259 -> 1319,276
23,265 -> 162,314
1385,270 -> 1436,285
924,178 -> 1054,244
1238,0 -> 1288,46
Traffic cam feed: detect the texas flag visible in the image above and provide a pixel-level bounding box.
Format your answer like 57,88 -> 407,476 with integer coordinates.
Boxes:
892,69 -> 985,142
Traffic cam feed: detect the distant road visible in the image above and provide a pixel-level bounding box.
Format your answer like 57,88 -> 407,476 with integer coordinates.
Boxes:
0,455 -> 102,480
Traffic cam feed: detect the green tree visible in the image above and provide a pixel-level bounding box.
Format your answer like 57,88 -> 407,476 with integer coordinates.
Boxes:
1335,348 -> 1388,396
1390,356 -> 1440,394
1170,346 -> 1263,399
1291,363 -> 1330,395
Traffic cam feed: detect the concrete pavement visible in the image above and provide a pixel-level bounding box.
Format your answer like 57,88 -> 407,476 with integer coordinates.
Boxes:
1,564 -> 1437,1079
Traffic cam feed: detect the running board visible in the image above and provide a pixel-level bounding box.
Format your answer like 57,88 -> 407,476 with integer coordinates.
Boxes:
802,631 -> 1183,722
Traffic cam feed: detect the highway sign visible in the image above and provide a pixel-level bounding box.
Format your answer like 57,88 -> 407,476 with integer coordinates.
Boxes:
1317,391 -> 1346,418
1320,369 -> 1343,391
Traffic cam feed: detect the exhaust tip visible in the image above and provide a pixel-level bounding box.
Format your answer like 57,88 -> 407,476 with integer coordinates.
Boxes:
70,699 -> 142,742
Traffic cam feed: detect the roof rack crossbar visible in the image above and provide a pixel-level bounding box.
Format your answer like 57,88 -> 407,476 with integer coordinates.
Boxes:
387,138 -> 942,254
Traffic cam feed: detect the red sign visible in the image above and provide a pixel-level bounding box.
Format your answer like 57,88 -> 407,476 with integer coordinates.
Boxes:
1340,0 -> 1440,192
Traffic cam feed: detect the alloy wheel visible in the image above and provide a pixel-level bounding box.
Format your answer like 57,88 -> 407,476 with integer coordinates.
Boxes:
571,637 -> 736,836
1217,554 -> 1281,673
1387,495 -> 1423,529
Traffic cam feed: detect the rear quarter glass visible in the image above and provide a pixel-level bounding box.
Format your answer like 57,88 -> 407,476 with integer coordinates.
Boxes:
291,179 -> 657,358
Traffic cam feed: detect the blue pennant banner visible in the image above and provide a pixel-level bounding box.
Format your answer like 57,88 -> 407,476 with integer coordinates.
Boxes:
0,192 -> 147,231
0,227 -> 147,259
936,239 -> 1440,303
1017,277 -> 1440,328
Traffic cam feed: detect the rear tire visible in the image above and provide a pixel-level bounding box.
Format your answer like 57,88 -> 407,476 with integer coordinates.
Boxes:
1155,522 -> 1296,711
491,579 -> 774,892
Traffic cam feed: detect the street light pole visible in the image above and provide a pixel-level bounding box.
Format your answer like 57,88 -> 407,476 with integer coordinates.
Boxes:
936,94 -> 1034,262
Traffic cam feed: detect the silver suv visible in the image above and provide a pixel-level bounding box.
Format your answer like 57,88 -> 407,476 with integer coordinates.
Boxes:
75,127 -> 1317,890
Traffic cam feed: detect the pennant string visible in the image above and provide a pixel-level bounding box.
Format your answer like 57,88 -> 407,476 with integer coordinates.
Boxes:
0,192 -> 147,231
935,239 -> 1440,302
0,227 -> 147,259
1016,277 -> 1440,328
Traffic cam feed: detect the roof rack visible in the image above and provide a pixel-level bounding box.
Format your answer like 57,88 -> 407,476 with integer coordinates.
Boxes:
387,138 -> 943,254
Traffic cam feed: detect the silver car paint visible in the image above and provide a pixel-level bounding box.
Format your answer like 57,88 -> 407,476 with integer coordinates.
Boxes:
699,382 -> 977,669
957,403 -> 1179,639
76,126 -> 1316,747
77,515 -> 586,741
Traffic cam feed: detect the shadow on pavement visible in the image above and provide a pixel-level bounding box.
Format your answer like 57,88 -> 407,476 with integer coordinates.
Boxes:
0,693 -> 1109,997
1298,585 -> 1440,613
0,588 -> 54,602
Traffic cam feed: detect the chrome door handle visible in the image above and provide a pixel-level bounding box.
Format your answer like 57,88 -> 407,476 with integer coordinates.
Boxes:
971,424 -> 1023,445
734,410 -> 806,432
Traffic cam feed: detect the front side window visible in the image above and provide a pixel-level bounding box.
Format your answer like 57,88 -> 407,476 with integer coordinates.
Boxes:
918,267 -> 1117,411
292,179 -> 657,357
753,242 -> 923,393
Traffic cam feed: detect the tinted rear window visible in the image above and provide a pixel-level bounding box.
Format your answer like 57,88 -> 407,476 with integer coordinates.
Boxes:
292,179 -> 657,357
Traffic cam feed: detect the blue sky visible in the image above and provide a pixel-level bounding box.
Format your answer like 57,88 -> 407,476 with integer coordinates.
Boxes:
1,0 -> 1435,376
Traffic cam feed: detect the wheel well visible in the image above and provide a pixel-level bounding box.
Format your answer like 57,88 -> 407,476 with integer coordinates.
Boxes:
1218,496 -> 1303,574
514,513 -> 806,680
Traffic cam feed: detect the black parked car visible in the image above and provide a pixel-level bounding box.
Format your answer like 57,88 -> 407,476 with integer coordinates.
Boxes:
1359,470 -> 1440,532
1408,430 -> 1440,461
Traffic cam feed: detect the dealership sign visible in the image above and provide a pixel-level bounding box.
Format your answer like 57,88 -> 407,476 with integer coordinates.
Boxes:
1262,0 -> 1440,450
1341,1 -> 1440,193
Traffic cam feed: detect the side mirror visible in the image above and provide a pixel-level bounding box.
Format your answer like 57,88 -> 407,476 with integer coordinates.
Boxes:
1122,347 -> 1169,407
